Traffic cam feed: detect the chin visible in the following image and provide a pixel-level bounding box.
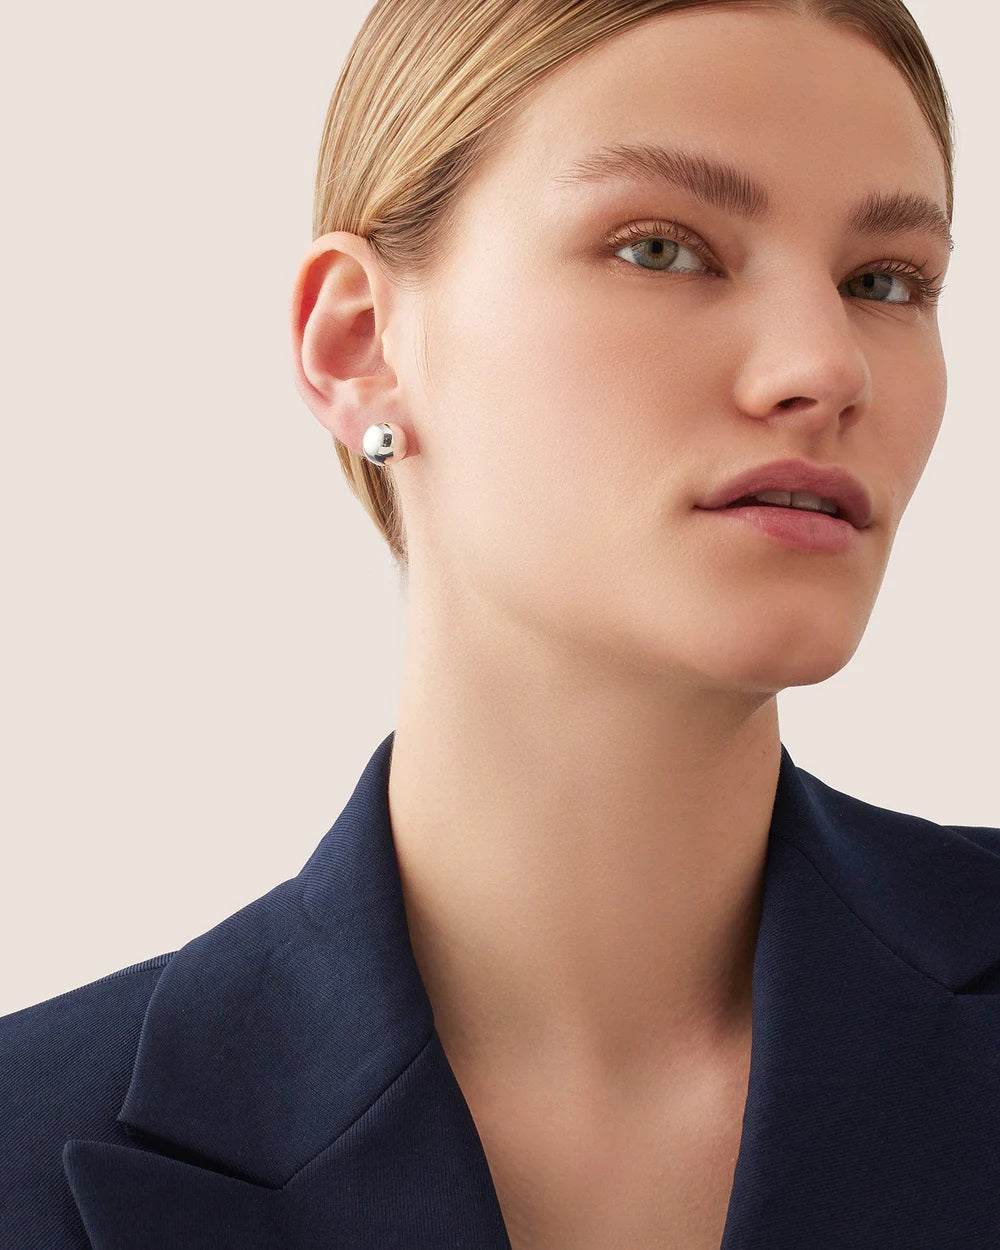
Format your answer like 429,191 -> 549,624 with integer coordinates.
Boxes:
682,626 -> 868,693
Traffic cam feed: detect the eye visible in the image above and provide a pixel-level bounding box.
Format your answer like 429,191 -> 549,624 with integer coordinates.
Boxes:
607,220 -> 713,277
605,219 -> 946,308
841,264 -> 945,307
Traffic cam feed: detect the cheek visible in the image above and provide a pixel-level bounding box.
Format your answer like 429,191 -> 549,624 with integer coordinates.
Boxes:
420,263 -> 723,577
881,342 -> 947,514
420,284 -> 653,598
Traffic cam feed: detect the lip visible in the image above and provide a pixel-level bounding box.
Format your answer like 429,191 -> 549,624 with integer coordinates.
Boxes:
694,458 -> 873,530
695,503 -> 859,553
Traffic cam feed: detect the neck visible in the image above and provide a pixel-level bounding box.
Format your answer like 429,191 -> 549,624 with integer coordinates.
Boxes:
385,610 -> 780,1091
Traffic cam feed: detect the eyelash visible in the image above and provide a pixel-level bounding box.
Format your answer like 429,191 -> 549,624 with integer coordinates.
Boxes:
604,218 -> 947,308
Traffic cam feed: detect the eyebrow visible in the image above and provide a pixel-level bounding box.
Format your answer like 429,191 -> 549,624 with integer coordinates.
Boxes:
550,142 -> 954,252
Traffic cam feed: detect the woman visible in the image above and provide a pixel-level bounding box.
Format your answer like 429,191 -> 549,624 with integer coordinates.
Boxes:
3,1 -> 996,1247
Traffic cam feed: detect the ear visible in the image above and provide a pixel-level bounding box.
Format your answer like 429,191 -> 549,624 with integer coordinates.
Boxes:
288,231 -> 405,451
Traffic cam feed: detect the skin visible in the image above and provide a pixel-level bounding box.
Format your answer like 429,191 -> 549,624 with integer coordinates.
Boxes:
290,4 -> 949,1203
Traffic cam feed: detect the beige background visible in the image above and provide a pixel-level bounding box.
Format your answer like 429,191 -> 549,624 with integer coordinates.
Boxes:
1,0 -> 996,1018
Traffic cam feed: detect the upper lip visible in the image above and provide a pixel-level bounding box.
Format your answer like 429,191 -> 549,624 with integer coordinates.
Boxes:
695,458 -> 873,530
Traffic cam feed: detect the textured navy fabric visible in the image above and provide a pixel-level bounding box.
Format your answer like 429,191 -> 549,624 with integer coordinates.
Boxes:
2,729 -> 1000,1248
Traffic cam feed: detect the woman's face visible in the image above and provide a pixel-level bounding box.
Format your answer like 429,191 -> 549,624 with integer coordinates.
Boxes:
394,7 -> 950,694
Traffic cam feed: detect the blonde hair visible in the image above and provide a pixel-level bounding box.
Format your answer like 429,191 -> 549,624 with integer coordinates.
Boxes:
311,0 -> 956,574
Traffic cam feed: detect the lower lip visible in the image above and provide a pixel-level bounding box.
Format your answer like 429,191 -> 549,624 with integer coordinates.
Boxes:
695,505 -> 860,553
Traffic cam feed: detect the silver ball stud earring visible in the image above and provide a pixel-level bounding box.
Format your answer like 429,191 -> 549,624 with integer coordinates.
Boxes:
362,422 -> 409,466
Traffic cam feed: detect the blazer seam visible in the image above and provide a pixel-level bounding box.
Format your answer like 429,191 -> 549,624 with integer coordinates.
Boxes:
284,879 -> 439,1188
772,832 -> 953,992
280,1027 -> 438,1188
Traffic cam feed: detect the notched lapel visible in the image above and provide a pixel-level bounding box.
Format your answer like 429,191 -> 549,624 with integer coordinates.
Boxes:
719,759 -> 1000,1247
61,733 -> 1000,1248
62,1137 -> 288,1249
61,732 -> 512,1248
62,1032 -> 512,1249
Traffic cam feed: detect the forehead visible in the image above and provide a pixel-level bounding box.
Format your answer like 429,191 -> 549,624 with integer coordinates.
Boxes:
483,8 -> 948,228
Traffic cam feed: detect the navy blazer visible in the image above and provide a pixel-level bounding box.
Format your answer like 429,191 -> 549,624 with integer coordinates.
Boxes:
3,729 -> 1000,1248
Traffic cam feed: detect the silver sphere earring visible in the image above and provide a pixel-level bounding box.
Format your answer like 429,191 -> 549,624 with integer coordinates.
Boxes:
362,422 -> 409,466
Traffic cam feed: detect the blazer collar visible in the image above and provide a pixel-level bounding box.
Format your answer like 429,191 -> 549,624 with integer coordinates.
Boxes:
63,732 -> 1000,1247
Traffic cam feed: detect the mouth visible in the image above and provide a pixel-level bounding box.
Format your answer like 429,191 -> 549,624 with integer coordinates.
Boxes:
695,459 -> 874,531
693,500 -> 860,554
719,493 -> 846,520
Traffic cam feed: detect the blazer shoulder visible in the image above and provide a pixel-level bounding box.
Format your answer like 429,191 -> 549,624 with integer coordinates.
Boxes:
948,821 -> 1000,857
0,952 -> 176,1249
793,761 -> 1000,861
0,949 -> 176,1042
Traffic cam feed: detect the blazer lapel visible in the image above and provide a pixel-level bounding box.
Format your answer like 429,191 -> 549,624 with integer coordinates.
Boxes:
719,761 -> 1000,1245
62,732 -> 1000,1248
63,729 -> 510,1248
